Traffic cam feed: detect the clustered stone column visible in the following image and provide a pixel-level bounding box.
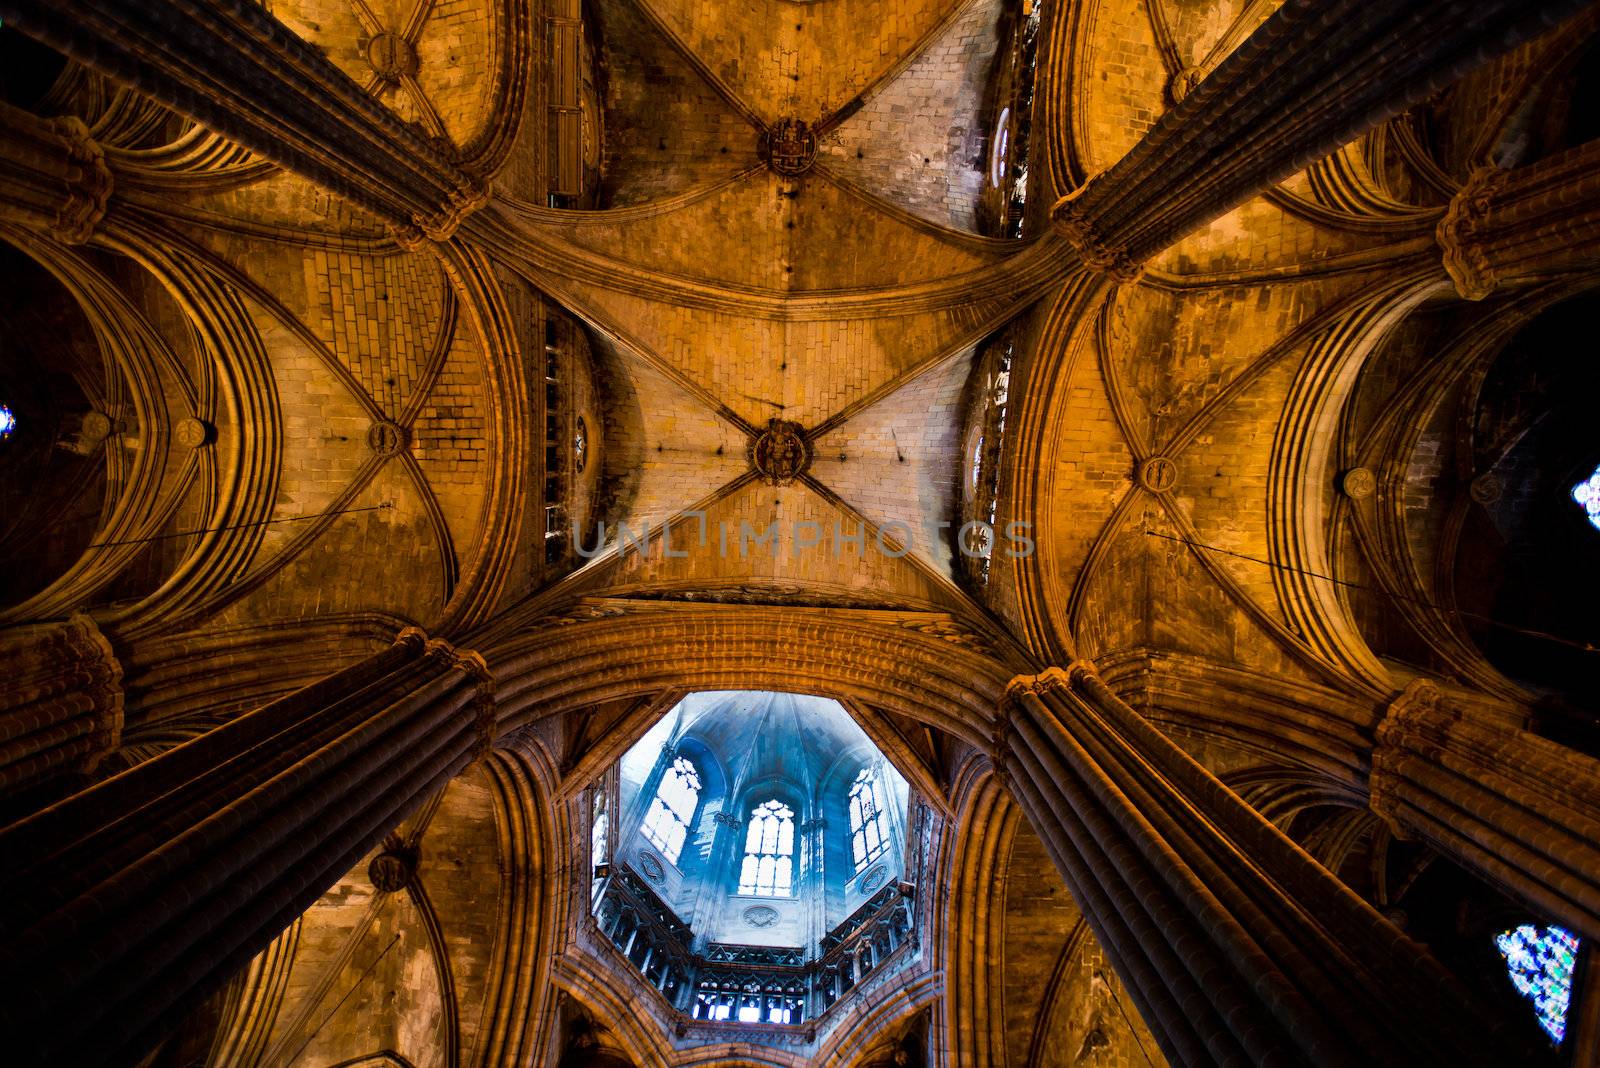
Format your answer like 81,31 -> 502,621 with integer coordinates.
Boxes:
0,627 -> 496,1066
1371,679 -> 1600,941
0,99 -> 112,245
0,613 -> 122,800
1052,0 -> 1594,279
0,0 -> 485,243
999,664 -> 1547,1067
1438,138 -> 1600,300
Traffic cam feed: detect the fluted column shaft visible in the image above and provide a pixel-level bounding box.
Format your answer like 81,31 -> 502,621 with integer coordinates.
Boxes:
0,0 -> 485,242
0,628 -> 496,1067
1439,138 -> 1600,299
1000,665 -> 1545,1068
1371,680 -> 1600,940
1053,0 -> 1593,277
0,614 -> 122,799
0,99 -> 112,244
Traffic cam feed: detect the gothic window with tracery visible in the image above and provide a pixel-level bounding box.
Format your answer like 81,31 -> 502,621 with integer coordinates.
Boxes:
1495,923 -> 1581,1043
849,767 -> 889,874
641,756 -> 700,865
738,799 -> 795,896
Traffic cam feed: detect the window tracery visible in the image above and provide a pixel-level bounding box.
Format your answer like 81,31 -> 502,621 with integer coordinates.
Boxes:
738,798 -> 795,896
1495,923 -> 1580,1043
849,767 -> 889,874
642,756 -> 700,865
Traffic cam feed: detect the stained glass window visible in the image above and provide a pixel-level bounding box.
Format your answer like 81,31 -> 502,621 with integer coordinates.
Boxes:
849,767 -> 889,873
1495,923 -> 1581,1043
738,799 -> 794,896
641,756 -> 700,865
1573,465 -> 1600,530
0,404 -> 14,441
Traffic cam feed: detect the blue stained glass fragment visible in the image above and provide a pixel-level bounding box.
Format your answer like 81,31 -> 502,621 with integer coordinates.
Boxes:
1495,924 -> 1580,1043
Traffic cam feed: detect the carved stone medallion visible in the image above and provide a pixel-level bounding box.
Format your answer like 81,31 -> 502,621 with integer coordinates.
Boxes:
750,419 -> 812,485
1339,467 -> 1376,500
368,849 -> 415,893
1136,455 -> 1178,494
368,420 -> 410,457
761,118 -> 817,177
860,864 -> 887,894
175,417 -> 214,449
743,905 -> 779,928
1469,472 -> 1503,505
639,850 -> 666,881
366,33 -> 419,81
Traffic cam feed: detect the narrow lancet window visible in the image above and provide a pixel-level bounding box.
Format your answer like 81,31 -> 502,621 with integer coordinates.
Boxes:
849,766 -> 889,873
641,756 -> 700,864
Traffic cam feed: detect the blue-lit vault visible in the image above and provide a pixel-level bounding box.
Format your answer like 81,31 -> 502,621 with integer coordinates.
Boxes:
586,690 -> 926,1037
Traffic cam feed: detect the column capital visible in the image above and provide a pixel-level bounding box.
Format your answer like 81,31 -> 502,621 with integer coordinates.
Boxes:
448,645 -> 494,690
1050,186 -> 1146,284
394,625 -> 430,651
0,612 -> 124,792
1369,678 -> 1458,835
1436,140 -> 1600,301
0,101 -> 113,246
1437,165 -> 1507,301
1004,665 -> 1079,702
1374,678 -> 1456,757
415,178 -> 491,243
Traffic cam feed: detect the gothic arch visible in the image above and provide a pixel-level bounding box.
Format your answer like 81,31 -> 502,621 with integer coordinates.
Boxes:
483,604 -> 1023,745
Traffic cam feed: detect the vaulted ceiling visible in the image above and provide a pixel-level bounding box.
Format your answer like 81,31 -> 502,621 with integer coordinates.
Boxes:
3,0 -> 1597,1062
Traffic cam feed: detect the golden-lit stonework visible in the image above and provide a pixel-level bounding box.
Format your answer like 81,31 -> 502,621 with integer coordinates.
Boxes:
1,0 -> 1599,1065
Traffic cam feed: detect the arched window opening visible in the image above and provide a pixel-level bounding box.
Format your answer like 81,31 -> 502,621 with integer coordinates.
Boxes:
1571,463 -> 1600,530
591,787 -> 608,868
978,0 -> 1044,237
1495,923 -> 1581,1043
738,798 -> 795,896
988,106 -> 1012,186
642,756 -> 700,865
849,767 -> 890,874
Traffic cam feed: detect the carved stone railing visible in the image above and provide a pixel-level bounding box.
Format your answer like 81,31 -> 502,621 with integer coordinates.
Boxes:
703,942 -> 806,967
813,884 -> 916,1015
592,869 -> 919,1039
594,864 -> 695,1008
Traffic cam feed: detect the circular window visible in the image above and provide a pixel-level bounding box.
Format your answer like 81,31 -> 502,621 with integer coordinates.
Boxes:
574,416 -> 588,473
989,107 -> 1012,186
0,404 -> 15,441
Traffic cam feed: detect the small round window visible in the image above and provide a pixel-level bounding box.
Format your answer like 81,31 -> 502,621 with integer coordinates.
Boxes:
0,404 -> 15,441
574,416 -> 588,473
